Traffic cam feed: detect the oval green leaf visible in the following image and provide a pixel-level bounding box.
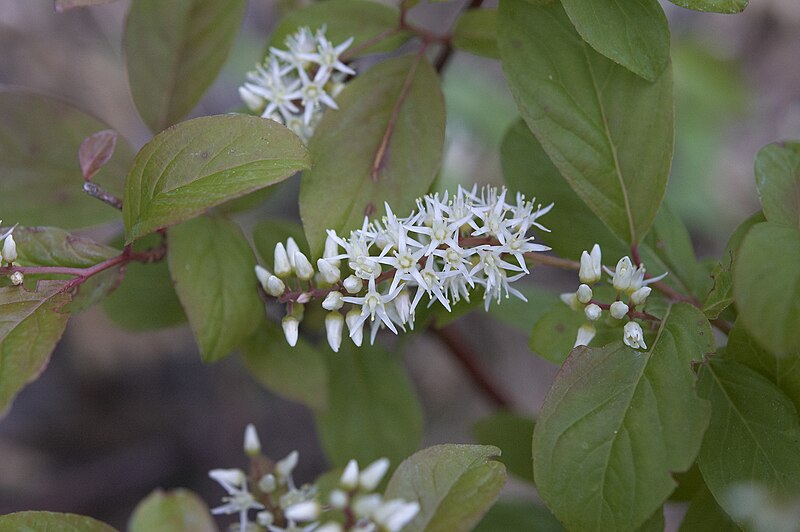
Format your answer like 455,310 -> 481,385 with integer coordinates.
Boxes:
300,54 -> 445,256
13,226 -> 118,268
124,0 -> 246,132
0,281 -> 71,417
733,222 -> 800,355
0,90 -> 133,229
0,511 -> 116,532
268,0 -> 407,56
696,358 -> 800,523
315,343 -> 423,467
667,0 -> 747,14
123,114 -> 310,243
754,141 -> 800,228
168,216 -> 262,362
129,488 -> 216,532
452,9 -> 499,59
561,0 -> 669,82
498,0 -> 674,245
532,304 -> 712,530
384,444 -> 507,532
475,501 -> 564,532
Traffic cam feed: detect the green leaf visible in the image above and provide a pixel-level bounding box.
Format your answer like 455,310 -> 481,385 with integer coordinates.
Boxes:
726,320 -> 800,413
452,9 -> 499,58
268,0 -> 407,56
241,321 -> 328,412
123,114 -> 310,243
168,216 -> 262,362
103,233 -> 186,330
129,488 -> 216,532
315,342 -> 423,466
637,508 -> 665,532
0,281 -> 71,417
754,141 -> 800,229
561,0 -> 669,81
0,512 -> 116,532
667,0 -> 747,14
300,54 -> 445,256
680,485 -> 740,531
529,301 -> 587,365
733,222 -> 800,355
473,411 -> 535,483
702,262 -> 733,319
498,0 -> 674,245
532,303 -> 712,530
724,211 -> 765,260
384,444 -> 507,532
0,90 -> 133,229
696,358 -> 800,521
640,203 -> 702,298
474,501 -> 564,532
12,227 -> 118,268
124,0 -> 246,132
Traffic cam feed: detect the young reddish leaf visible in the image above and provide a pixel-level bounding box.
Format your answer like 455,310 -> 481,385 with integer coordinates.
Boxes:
79,129 -> 118,181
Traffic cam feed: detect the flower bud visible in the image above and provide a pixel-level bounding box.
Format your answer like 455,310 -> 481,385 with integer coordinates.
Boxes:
576,284 -> 593,304
282,316 -> 299,347
343,275 -> 363,294
9,271 -> 23,286
315,522 -> 344,532
573,323 -> 596,348
275,450 -> 299,479
243,423 -> 261,456
584,303 -> 602,321
2,235 -> 17,264
286,237 -> 301,268
560,292 -> 580,311
322,291 -> 344,311
285,500 -> 320,522
346,309 -> 364,347
325,311 -> 344,353
259,474 -> 277,493
610,301 -> 629,320
340,459 -> 359,490
255,265 -> 271,289
579,244 -> 602,284
379,501 -> 421,532
329,489 -> 349,510
317,258 -> 341,284
209,468 -> 245,488
359,457 -> 390,491
294,251 -> 314,281
630,286 -> 652,306
265,275 -> 286,297
623,321 -> 647,350
274,242 -> 292,277
353,494 -> 383,518
296,292 -> 312,304
324,232 -> 341,267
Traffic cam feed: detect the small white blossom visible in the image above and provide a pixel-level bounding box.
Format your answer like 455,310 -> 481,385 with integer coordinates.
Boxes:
560,292 -> 580,311
315,523 -> 344,532
294,251 -> 314,281
274,243 -> 292,277
610,301 -> 629,320
255,265 -> 271,289
340,459 -> 359,490
584,303 -> 602,321
276,450 -> 300,481
317,258 -> 341,284
284,500 -> 321,522
329,489 -> 349,509
624,321 -> 647,350
579,244 -> 602,284
282,316 -> 299,347
359,458 -> 390,491
209,468 -> 264,532
343,274 -> 364,294
576,283 -> 593,304
373,500 -> 421,532
346,309 -> 364,347
244,424 -> 261,456
322,291 -> 344,311
266,275 -> 287,297
325,311 -> 344,352
10,271 -> 23,286
630,286 -> 652,306
1,230 -> 17,264
573,323 -> 596,348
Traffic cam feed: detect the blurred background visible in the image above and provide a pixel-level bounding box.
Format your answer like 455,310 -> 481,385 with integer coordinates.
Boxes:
0,0 -> 798,529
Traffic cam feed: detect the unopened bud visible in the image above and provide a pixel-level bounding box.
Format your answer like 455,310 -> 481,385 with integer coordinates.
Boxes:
324,232 -> 341,267
579,244 -> 602,284
359,457 -> 390,491
630,286 -> 652,306
573,323 -> 596,348
329,489 -> 349,510
265,275 -> 286,297
297,292 -> 312,304
294,251 -> 314,281
275,450 -> 299,478
610,301 -> 629,319
340,459 -> 359,490
244,423 -> 261,456
315,522 -> 344,532
346,309 -> 364,347
584,303 -> 602,321
286,237 -> 301,268
322,291 -> 344,311
255,265 -> 271,289
317,258 -> 341,284
394,289 -> 411,325
325,311 -> 344,353
285,500 -> 320,522
282,316 -> 299,347
576,284 -> 592,304
209,468 -> 245,488
343,275 -> 363,294
9,271 -> 23,286
274,243 -> 292,277
560,292 -> 580,311
2,235 -> 17,264
259,474 -> 277,493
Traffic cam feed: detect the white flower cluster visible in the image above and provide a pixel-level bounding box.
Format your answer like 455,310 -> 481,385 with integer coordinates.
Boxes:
561,244 -> 667,350
0,223 -> 22,286
255,186 -> 553,350
239,26 -> 353,141
209,424 -> 419,532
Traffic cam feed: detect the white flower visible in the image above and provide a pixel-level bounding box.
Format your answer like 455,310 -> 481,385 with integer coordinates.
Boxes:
209,468 -> 265,532
342,275 -> 402,335
623,321 -> 647,350
297,35 -> 355,77
244,424 -> 261,456
609,256 -> 636,292
610,301 -> 629,320
9,271 -> 23,286
325,311 -> 344,352
579,244 -> 602,285
630,286 -> 652,306
573,323 -> 596,348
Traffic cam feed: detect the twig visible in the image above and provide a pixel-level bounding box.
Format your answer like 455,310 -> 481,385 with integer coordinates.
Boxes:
435,324 -> 512,409
83,181 -> 123,210
524,251 -> 581,271
339,27 -> 402,61
433,0 -> 486,73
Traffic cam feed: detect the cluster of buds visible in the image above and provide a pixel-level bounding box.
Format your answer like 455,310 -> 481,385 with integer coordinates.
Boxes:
239,26 -> 353,141
0,223 -> 22,286
561,244 -> 667,350
255,186 -> 553,351
209,424 -> 419,532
